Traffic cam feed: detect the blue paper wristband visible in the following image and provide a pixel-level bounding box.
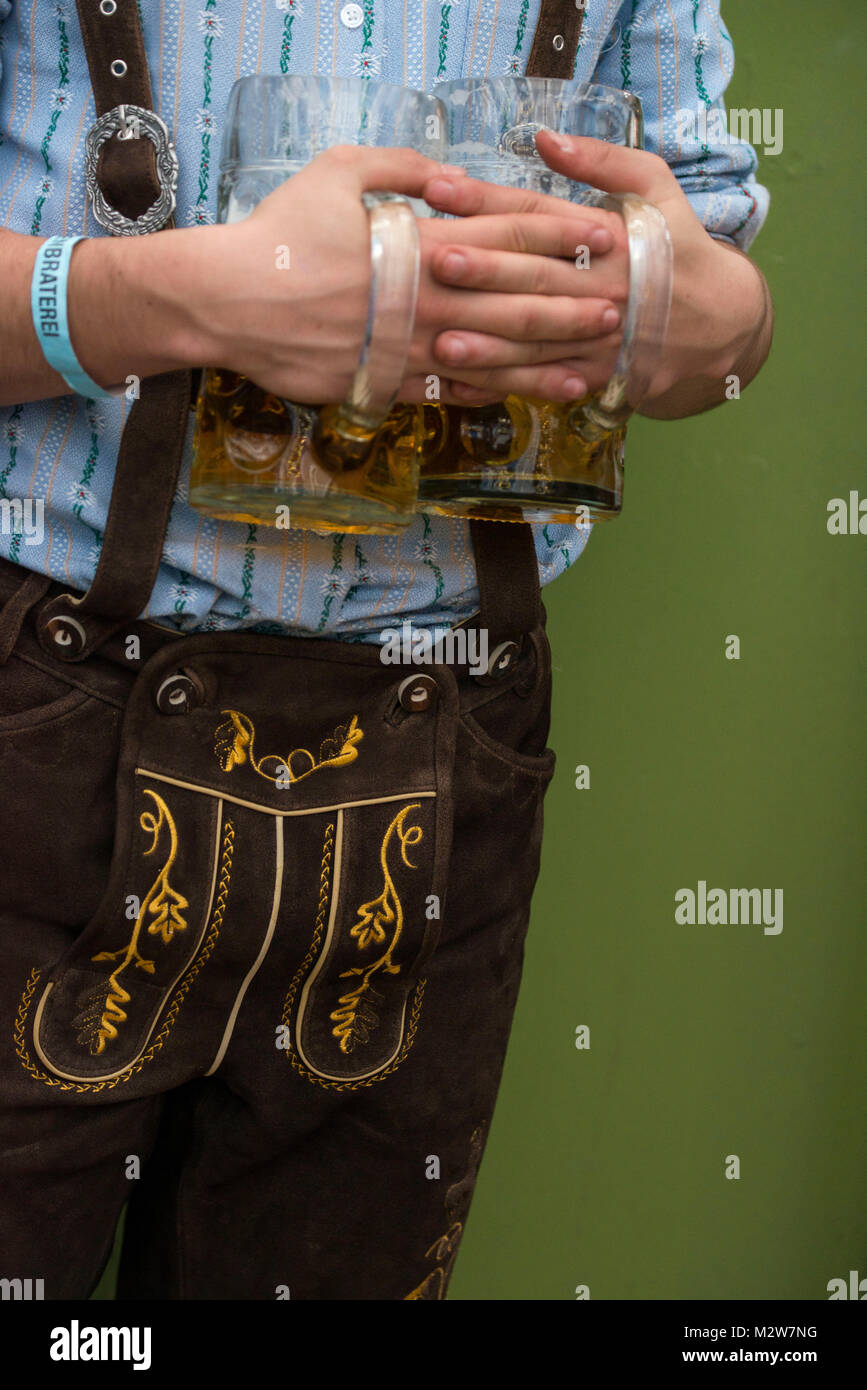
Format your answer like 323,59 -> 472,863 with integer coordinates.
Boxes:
31,235 -> 118,399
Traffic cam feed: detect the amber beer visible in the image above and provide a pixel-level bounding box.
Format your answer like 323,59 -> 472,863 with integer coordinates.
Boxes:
422,78 -> 673,527
416,394 -> 625,523
191,368 -> 421,532
189,76 -> 445,532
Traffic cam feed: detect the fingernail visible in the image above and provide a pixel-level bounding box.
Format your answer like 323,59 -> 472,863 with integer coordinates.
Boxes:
603,308 -> 620,330
589,228 -> 612,252
441,251 -> 466,279
438,163 -> 468,176
442,337 -> 467,363
426,178 -> 456,201
564,376 -> 587,398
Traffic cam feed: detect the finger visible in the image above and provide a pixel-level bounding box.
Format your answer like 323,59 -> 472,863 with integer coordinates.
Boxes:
424,209 -> 622,261
443,362 -> 602,405
323,144 -> 465,197
399,375 -> 504,408
533,129 -> 676,200
435,326 -> 621,372
423,174 -> 621,242
428,241 -> 626,301
427,292 -> 622,346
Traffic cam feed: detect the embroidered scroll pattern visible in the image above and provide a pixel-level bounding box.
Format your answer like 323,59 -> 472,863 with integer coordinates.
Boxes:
214,709 -> 363,785
330,803 -> 423,1055
72,791 -> 189,1056
15,819 -> 235,1092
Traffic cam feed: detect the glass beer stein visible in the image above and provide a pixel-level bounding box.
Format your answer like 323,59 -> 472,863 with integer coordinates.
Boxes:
417,78 -> 674,524
189,76 -> 445,533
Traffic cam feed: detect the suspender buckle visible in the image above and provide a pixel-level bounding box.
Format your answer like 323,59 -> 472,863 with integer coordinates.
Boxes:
84,104 -> 178,236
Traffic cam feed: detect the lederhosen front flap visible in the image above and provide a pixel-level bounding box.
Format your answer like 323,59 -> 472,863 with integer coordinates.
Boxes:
27,636 -> 458,1088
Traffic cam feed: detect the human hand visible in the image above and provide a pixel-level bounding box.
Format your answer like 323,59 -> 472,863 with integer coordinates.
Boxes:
433,130 -> 765,410
418,150 -> 630,405
200,144 -> 628,408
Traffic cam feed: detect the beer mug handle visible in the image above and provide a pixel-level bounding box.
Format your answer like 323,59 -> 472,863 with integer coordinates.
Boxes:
327,191 -> 421,435
579,192 -> 674,437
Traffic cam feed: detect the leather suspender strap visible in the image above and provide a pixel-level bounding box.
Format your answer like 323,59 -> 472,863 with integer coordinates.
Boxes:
525,0 -> 585,79
467,0 -> 585,656
73,0 -> 161,224
457,0 -> 577,672
469,519 -> 542,657
37,2 -> 193,663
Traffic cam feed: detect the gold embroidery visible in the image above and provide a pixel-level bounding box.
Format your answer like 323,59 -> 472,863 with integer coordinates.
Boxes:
73,790 -> 189,1055
281,819 -> 426,1091
405,1224 -> 463,1301
404,1125 -> 487,1300
15,820 -> 235,1092
214,709 -> 363,785
330,803 -> 422,1054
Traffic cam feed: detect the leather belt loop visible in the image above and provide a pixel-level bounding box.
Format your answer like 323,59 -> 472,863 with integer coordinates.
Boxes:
38,4 -> 194,664
525,0 -> 585,79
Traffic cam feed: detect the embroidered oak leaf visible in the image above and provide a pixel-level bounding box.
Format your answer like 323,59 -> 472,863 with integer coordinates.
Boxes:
146,880 -> 189,945
350,891 -> 394,951
215,710 -> 252,771
330,985 -> 383,1054
72,976 -> 132,1056
318,715 -> 363,769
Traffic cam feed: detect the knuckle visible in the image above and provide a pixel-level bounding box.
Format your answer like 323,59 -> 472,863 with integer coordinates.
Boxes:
506,219 -> 530,255
516,300 -> 543,338
530,258 -> 550,296
325,144 -> 355,167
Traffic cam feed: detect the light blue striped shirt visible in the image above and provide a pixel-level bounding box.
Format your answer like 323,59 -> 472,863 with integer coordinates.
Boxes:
0,0 -> 769,638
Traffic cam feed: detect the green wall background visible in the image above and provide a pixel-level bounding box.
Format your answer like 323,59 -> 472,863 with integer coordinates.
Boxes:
450,0 -> 866,1300
93,0 -> 864,1303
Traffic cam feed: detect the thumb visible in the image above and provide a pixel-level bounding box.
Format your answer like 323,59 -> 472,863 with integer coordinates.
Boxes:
534,129 -> 675,200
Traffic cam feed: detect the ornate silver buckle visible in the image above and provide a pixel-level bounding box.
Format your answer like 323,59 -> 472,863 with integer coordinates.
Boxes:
84,104 -> 178,236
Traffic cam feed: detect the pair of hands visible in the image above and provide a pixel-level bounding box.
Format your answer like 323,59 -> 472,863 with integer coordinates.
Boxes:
210,130 -> 760,411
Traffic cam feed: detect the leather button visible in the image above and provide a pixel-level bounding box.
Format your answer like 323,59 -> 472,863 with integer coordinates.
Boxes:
340,3 -> 364,28
155,672 -> 200,715
43,614 -> 87,659
486,640 -> 520,679
397,674 -> 438,713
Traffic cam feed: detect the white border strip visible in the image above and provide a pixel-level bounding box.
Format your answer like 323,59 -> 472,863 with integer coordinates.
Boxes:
204,815 -> 285,1076
136,768 -> 436,817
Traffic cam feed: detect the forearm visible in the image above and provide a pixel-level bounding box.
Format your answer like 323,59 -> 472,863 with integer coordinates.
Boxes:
0,225 -> 226,407
638,240 -> 774,421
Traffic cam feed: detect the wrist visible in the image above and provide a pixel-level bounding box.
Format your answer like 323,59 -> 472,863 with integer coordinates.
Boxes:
65,226 -> 230,390
707,237 -> 772,381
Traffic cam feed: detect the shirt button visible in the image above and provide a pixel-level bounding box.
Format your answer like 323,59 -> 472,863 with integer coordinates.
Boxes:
340,3 -> 364,28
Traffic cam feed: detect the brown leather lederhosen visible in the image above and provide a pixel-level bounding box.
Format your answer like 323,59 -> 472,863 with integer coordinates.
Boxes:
0,2 -> 583,1300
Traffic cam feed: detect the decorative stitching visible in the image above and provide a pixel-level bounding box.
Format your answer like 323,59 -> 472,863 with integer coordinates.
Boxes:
404,1124 -> 487,1300
14,820 -> 235,1093
282,820 -> 426,1091
73,789 -> 189,1055
214,709 -> 363,785
330,803 -> 423,1054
